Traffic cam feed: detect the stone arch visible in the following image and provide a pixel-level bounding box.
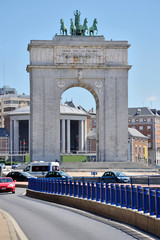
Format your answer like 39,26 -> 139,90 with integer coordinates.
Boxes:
27,35 -> 131,162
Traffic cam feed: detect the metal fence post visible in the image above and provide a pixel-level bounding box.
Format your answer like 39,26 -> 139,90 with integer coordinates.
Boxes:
74,180 -> 77,197
48,179 -> 51,193
156,190 -> 160,218
143,187 -> 149,214
111,184 -> 115,205
96,182 -> 100,202
126,185 -> 131,208
87,182 -> 91,200
58,180 -> 61,194
69,180 -> 73,196
131,185 -> 137,209
137,186 -> 143,211
61,180 -> 65,195
83,181 -> 86,199
101,183 -> 105,203
50,179 -> 53,193
116,185 -> 120,206
149,189 -> 155,216
65,180 -> 69,196
105,184 -> 110,204
42,179 -> 45,193
121,185 -> 125,207
28,178 -> 31,190
91,182 -> 95,200
78,181 -> 82,198
54,180 -> 57,194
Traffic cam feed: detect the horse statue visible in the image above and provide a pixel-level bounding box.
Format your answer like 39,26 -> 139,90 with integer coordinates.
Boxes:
60,19 -> 67,35
89,18 -> 98,36
80,18 -> 88,36
70,18 -> 76,35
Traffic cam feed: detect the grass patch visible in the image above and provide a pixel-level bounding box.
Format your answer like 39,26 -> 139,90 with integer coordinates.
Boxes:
62,155 -> 87,162
25,155 -> 30,163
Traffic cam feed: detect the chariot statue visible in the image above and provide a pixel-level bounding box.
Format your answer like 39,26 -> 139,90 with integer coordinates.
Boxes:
60,11 -> 98,36
60,19 -> 67,35
89,18 -> 98,36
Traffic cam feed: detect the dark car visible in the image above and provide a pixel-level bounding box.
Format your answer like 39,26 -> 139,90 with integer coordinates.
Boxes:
45,171 -> 73,180
6,171 -> 37,182
0,163 -> 6,169
12,163 -> 22,169
101,171 -> 130,183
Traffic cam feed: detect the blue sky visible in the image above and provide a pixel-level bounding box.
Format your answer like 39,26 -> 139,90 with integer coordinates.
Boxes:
0,0 -> 160,112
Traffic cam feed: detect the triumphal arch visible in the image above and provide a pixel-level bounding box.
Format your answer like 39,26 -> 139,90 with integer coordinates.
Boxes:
27,11 -> 131,162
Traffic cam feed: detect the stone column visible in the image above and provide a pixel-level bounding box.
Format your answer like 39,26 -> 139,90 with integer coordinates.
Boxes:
84,119 -> 87,152
13,120 -> 19,154
10,119 -> 13,154
28,119 -> 30,154
67,119 -> 70,153
79,120 -> 84,151
62,119 -> 65,153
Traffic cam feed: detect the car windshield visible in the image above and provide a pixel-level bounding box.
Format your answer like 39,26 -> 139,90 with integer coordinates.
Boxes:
115,172 -> 126,177
20,172 -> 31,177
60,172 -> 71,178
0,178 -> 13,183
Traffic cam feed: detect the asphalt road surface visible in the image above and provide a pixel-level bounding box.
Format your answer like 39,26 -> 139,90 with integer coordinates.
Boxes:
0,188 -> 157,240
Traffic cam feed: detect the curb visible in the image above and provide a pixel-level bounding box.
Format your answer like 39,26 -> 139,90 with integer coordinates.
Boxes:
26,189 -> 160,239
0,209 -> 28,240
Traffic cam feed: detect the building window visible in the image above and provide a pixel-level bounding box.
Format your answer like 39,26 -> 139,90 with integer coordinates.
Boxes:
4,107 -> 16,112
139,118 -> 143,122
143,147 -> 145,155
147,118 -> 151,123
148,142 -> 151,148
132,119 -> 135,123
136,119 -> 139,122
135,138 -> 137,142
144,119 -> 147,122
3,100 -> 19,104
147,126 -> 151,131
132,126 -> 135,129
139,126 -> 143,131
147,134 -> 151,139
128,119 -> 131,123
135,146 -> 137,154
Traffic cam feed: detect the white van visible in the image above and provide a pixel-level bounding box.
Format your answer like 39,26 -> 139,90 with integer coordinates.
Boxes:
23,161 -> 59,177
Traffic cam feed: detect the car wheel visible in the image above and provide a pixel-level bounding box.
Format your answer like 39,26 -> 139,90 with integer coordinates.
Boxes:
12,191 -> 15,194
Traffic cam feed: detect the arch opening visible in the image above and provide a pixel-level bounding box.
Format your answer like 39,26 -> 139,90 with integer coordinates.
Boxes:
60,85 -> 99,162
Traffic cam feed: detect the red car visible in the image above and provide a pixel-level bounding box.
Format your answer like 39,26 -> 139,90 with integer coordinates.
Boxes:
0,177 -> 16,194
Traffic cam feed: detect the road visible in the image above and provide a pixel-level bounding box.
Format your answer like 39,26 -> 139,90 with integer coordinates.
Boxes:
0,188 -> 157,240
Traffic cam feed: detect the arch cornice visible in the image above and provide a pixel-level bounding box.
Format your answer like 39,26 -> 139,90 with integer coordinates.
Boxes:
26,64 -> 132,72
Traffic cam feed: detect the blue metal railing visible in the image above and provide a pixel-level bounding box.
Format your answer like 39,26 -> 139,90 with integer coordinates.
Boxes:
28,178 -> 160,218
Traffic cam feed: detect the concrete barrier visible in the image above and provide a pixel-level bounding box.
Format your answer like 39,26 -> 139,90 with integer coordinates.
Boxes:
26,189 -> 160,238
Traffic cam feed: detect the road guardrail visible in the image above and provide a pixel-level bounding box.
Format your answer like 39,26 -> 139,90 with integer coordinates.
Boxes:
28,178 -> 160,218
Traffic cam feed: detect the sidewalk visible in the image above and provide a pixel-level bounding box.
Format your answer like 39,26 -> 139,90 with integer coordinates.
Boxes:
0,183 -> 28,240
0,209 -> 17,240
